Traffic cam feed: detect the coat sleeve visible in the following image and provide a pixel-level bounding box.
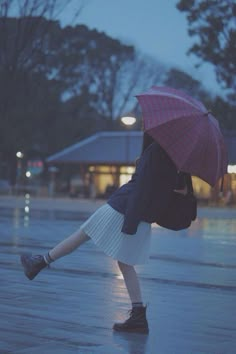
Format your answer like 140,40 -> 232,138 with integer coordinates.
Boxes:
121,144 -> 177,235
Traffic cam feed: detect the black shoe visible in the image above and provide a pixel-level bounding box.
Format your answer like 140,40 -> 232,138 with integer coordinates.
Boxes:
20,254 -> 47,280
113,306 -> 149,334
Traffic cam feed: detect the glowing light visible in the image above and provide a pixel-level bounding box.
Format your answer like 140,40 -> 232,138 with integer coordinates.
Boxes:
228,165 -> 236,173
16,151 -> 24,158
127,166 -> 135,174
25,171 -> 31,178
121,116 -> 136,126
24,215 -> 29,227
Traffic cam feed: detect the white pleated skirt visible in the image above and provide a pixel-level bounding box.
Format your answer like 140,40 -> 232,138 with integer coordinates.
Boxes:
80,204 -> 151,265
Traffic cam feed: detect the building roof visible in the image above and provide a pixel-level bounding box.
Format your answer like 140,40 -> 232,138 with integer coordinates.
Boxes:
46,131 -> 143,165
46,130 -> 236,165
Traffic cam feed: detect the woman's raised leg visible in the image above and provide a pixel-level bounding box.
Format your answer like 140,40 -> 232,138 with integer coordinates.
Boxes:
49,229 -> 90,261
21,229 -> 90,280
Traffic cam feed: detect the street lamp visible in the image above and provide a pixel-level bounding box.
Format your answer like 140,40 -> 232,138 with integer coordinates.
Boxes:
16,151 -> 24,159
121,116 -> 136,126
120,114 -> 137,165
16,151 -> 24,187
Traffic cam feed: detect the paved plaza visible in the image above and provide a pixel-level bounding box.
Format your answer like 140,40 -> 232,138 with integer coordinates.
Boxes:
0,196 -> 236,354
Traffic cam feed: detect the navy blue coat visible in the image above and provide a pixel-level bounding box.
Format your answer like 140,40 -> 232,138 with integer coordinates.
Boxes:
108,142 -> 179,235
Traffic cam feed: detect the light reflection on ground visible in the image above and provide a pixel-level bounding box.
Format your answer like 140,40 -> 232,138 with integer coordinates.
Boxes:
0,202 -> 236,353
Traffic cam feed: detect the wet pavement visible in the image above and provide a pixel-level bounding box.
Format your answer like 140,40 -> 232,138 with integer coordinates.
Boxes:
0,196 -> 236,354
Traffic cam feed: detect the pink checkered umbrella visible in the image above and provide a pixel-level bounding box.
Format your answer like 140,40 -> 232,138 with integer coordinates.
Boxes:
136,86 -> 228,186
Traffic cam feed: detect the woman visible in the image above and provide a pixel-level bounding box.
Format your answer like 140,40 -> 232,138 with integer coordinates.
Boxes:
21,132 -> 182,334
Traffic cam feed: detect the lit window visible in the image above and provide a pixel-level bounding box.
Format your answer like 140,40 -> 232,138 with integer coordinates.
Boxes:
228,165 -> 236,173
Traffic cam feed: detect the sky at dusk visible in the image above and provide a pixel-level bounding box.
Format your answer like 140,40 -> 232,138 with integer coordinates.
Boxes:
60,0 -> 221,94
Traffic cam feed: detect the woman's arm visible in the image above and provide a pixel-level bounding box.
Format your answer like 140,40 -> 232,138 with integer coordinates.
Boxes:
122,143 -> 177,235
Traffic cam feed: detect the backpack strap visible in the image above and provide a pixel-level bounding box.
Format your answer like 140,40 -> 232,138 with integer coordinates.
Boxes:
185,174 -> 194,194
176,171 -> 193,194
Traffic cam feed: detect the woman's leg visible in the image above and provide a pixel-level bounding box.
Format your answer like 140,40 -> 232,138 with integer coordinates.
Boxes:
48,229 -> 90,261
21,229 -> 90,280
117,261 -> 142,305
113,261 -> 148,333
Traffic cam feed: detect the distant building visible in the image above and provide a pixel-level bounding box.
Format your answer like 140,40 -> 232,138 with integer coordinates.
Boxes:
46,131 -> 141,197
46,130 -> 236,203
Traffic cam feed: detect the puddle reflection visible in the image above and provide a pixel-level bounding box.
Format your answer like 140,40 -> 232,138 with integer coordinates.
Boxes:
13,207 -> 20,229
24,193 -> 30,227
113,331 -> 148,354
156,216 -> 236,242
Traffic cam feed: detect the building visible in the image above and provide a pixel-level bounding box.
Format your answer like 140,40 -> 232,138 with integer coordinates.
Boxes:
46,131 -> 142,198
46,131 -> 236,203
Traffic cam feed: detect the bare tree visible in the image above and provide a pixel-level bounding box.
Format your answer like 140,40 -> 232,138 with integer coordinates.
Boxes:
0,0 -> 84,94
113,52 -> 165,120
62,44 -> 166,124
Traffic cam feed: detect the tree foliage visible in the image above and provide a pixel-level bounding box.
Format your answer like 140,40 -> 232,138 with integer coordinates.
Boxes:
0,0 -> 83,183
164,68 -> 210,101
0,10 -> 163,171
164,67 -> 236,130
176,0 -> 236,100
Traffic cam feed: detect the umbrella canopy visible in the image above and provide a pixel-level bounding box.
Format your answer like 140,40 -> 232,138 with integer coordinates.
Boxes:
136,86 -> 228,186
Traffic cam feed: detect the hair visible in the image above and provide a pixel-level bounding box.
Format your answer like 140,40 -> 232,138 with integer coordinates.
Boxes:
141,132 -> 155,153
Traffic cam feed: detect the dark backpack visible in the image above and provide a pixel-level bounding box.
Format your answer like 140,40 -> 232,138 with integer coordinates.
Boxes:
155,174 -> 197,231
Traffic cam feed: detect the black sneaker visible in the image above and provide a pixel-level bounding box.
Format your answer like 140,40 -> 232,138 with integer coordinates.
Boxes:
113,306 -> 149,334
20,254 -> 47,280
